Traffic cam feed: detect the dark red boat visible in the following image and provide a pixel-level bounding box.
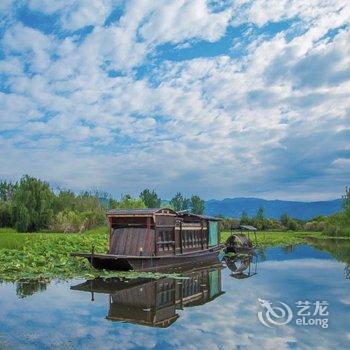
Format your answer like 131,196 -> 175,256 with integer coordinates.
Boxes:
72,208 -> 224,271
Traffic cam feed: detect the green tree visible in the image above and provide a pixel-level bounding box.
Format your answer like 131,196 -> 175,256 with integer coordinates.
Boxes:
343,186 -> 350,223
0,202 -> 13,227
254,206 -> 268,230
12,175 -> 54,232
255,206 -> 265,221
170,192 -> 191,211
113,194 -> 146,210
140,189 -> 161,208
170,192 -> 184,211
240,210 -> 250,225
280,213 -> 298,231
53,190 -> 77,212
15,204 -> 30,232
0,180 -> 16,202
190,195 -> 205,214
280,213 -> 289,227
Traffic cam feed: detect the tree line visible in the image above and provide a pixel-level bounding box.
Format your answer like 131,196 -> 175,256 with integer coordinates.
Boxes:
0,175 -> 205,233
219,188 -> 350,236
1,175 -> 348,236
218,207 -> 302,232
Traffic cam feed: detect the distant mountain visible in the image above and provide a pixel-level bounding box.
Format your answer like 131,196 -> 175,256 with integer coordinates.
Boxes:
204,197 -> 343,220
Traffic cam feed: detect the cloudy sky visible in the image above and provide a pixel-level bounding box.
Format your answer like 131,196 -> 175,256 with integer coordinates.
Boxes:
0,0 -> 349,201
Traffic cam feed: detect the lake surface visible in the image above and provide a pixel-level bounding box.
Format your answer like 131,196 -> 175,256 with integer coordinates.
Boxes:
0,241 -> 349,350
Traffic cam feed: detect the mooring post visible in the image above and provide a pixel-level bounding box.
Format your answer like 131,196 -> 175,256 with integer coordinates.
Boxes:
91,244 -> 95,266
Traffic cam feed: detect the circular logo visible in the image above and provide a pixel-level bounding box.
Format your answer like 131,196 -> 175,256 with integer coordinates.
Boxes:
258,298 -> 293,328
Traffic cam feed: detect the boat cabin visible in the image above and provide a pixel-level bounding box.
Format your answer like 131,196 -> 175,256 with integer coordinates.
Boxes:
106,208 -> 221,257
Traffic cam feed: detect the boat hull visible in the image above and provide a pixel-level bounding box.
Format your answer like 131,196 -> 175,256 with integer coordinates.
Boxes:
72,245 -> 224,272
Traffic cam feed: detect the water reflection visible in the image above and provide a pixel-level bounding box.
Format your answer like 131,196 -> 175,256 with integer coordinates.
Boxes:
224,253 -> 258,279
15,280 -> 48,299
307,237 -> 350,280
1,243 -> 350,349
71,265 -> 225,328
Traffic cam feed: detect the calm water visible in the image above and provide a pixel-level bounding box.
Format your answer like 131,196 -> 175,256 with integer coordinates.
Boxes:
0,241 -> 349,350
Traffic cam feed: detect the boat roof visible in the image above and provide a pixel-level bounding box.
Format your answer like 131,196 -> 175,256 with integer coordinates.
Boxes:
234,224 -> 257,231
178,212 -> 221,221
106,208 -> 221,220
107,208 -> 177,217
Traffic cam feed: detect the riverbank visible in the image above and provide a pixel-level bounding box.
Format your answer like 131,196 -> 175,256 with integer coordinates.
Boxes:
220,230 -> 345,247
1,227 -> 349,282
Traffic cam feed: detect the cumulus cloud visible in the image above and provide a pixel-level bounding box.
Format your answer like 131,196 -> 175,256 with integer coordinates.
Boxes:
0,0 -> 349,199
29,0 -> 116,30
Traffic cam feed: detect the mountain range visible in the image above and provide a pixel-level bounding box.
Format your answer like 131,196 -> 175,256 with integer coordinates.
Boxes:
204,197 -> 343,220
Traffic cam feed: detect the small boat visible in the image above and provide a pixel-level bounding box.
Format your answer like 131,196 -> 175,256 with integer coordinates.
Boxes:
224,224 -> 257,253
72,208 -> 224,271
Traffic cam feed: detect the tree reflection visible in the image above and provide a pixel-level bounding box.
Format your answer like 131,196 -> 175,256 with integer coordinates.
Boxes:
16,280 -> 48,298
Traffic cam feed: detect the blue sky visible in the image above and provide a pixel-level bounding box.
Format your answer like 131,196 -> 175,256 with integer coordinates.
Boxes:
0,0 -> 349,201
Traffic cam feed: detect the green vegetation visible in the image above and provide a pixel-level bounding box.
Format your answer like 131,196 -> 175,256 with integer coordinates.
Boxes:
306,237 -> 350,279
1,225 -> 349,283
221,230 -> 327,248
108,194 -> 146,210
219,187 -> 350,237
0,227 -> 182,282
140,189 -> 161,208
190,195 -> 205,215
0,176 -> 348,283
219,207 -> 302,232
169,192 -> 205,214
304,187 -> 350,237
0,177 -> 206,233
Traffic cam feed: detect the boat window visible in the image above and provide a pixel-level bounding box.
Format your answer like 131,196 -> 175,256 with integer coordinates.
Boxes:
182,229 -> 205,249
157,229 -> 174,251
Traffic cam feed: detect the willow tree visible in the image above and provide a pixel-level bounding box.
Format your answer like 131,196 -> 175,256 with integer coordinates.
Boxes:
12,175 -> 54,232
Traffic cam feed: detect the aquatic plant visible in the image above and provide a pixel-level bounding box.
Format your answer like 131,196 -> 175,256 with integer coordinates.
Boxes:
1,226 -> 349,283
0,227 -> 185,282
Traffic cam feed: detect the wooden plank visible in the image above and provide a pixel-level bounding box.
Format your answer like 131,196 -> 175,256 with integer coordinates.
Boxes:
108,217 -> 112,253
155,228 -> 158,256
201,220 -> 204,250
179,222 -> 183,254
175,227 -> 203,231
146,217 -> 150,256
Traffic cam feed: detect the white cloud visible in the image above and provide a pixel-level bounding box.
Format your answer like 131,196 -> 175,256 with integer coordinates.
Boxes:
0,1 -> 349,199
137,0 -> 233,44
231,0 -> 348,27
29,0 -> 116,30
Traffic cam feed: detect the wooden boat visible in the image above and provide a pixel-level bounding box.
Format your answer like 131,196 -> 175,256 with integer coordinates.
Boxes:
72,208 -> 224,271
71,264 -> 224,328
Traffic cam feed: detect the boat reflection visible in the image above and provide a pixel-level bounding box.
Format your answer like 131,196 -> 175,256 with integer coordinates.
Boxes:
71,265 -> 225,328
224,253 -> 258,279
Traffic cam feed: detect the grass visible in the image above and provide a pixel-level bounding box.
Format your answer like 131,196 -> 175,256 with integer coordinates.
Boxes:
1,227 -> 349,282
0,227 -> 107,250
221,230 -> 324,247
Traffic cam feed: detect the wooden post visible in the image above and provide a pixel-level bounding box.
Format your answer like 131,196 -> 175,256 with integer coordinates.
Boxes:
91,244 -> 95,267
146,217 -> 150,255
201,220 -> 204,250
154,220 -> 158,256
179,222 -> 183,254
108,217 -> 112,253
